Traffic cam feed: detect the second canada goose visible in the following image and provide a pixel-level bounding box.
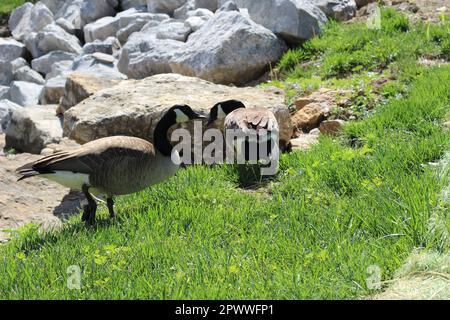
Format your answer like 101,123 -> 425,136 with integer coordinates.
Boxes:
17,105 -> 206,225
207,99 -> 279,162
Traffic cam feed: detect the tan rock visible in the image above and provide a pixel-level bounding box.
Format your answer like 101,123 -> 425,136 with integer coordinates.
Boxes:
291,102 -> 330,132
319,119 -> 346,135
63,73 -> 293,148
58,72 -> 122,114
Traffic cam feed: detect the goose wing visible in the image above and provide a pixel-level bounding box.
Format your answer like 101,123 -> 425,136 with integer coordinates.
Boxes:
17,136 -> 155,180
225,108 -> 279,133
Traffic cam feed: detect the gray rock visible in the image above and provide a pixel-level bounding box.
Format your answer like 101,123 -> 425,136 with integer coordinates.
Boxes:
63,73 -> 292,149
186,8 -> 214,18
8,81 -> 44,106
143,20 -> 192,42
118,34 -> 183,78
14,66 -> 46,85
194,0 -> 218,12
5,104 -> 63,154
10,58 -> 29,73
55,17 -> 76,34
25,24 -> 83,58
83,37 -> 121,55
31,51 -> 77,75
225,0 -> 328,44
83,16 -> 122,43
0,87 -> 10,100
0,61 -> 13,86
9,2 -> 55,41
171,11 -> 287,85
41,0 -> 118,28
120,0 -> 148,10
316,0 -> 357,21
217,0 -> 239,12
45,60 -> 74,80
147,0 -> 189,15
40,76 -> 67,104
71,54 -> 128,80
174,1 -> 195,19
0,100 -> 21,133
0,38 -> 28,62
117,18 -> 153,44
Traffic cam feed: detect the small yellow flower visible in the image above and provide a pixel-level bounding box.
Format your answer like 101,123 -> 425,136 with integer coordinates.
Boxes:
228,265 -> 239,274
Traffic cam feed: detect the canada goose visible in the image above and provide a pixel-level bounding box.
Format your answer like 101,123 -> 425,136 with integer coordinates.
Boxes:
17,105 -> 206,225
207,99 -> 279,163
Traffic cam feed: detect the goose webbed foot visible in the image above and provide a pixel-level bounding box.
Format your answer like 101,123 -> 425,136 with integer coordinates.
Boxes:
82,184 -> 97,226
107,197 -> 115,219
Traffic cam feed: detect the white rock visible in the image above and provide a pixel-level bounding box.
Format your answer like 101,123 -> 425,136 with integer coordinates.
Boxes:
14,66 -> 46,85
184,15 -> 210,32
186,8 -> 214,18
5,104 -> 63,154
25,24 -> 83,58
0,38 -> 28,62
31,51 -> 77,75
8,2 -> 55,41
225,0 -> 327,44
147,0 -> 189,15
117,18 -> 153,44
174,1 -> 195,19
10,58 -> 28,73
71,54 -> 128,80
83,36 -> 121,55
8,81 -> 44,106
45,60 -> 74,80
83,16 -> 121,43
316,0 -> 357,21
120,0 -> 148,10
0,100 -> 21,133
171,11 -> 287,85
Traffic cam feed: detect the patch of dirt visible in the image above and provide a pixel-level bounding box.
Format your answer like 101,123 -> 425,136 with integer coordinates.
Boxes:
0,134 -> 83,242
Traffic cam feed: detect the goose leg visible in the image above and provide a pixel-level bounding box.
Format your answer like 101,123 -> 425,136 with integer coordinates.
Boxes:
107,197 -> 115,219
81,184 -> 97,226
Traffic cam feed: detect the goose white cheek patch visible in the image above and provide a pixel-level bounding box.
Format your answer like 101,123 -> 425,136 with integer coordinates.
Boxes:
174,109 -> 190,123
217,105 -> 227,119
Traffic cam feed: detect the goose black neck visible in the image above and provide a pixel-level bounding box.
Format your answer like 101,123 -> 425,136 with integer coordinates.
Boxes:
154,114 -> 176,157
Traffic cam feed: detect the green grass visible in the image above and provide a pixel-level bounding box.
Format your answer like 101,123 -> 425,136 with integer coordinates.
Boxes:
0,0 -> 30,15
0,64 -> 448,299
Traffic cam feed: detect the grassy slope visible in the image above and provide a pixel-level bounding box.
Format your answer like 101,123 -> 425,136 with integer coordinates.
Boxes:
0,9 -> 449,299
0,0 -> 29,15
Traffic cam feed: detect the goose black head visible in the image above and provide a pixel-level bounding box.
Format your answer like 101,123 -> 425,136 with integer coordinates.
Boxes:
166,104 -> 206,124
207,100 -> 246,126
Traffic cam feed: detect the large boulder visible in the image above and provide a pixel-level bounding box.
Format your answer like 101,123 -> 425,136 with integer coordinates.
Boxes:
5,105 -> 63,154
8,2 -> 55,41
8,81 -> 44,106
63,73 -> 293,148
0,38 -> 28,62
25,24 -> 83,58
171,11 -> 287,85
0,100 -> 21,133
225,0 -> 327,44
41,0 -> 118,28
316,0 -> 357,21
147,0 -> 189,15
143,20 -> 192,42
118,33 -> 184,78
59,72 -> 122,114
31,51 -> 77,75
